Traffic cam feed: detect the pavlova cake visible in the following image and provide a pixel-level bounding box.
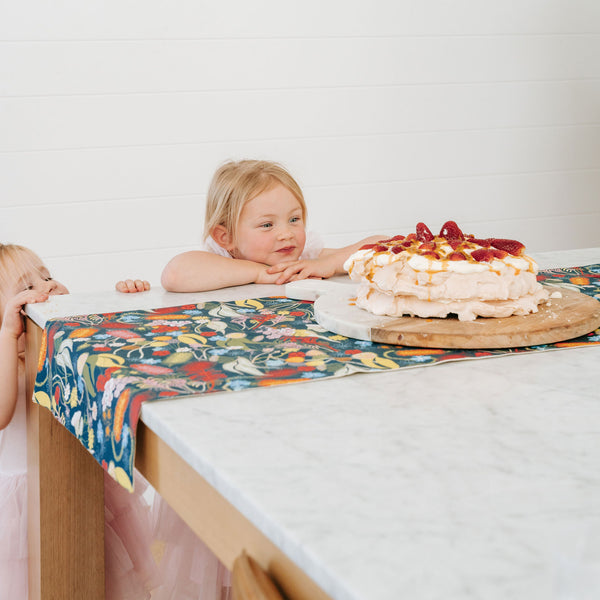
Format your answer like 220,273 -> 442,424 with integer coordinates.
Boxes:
343,221 -> 551,322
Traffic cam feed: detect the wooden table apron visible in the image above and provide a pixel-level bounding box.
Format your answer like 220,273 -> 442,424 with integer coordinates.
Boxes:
25,317 -> 331,600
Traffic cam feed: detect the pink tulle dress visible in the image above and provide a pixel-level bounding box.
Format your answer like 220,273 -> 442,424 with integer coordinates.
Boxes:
0,377 -> 28,599
1,366 -> 231,600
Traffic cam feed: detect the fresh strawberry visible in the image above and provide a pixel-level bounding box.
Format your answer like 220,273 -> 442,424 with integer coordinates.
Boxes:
490,238 -> 525,256
391,245 -> 405,254
491,248 -> 508,259
421,251 -> 441,260
373,245 -> 389,253
416,222 -> 434,242
359,243 -> 376,250
447,239 -> 463,250
469,238 -> 492,247
448,251 -> 467,261
439,220 -> 464,240
471,248 -> 494,262
418,241 -> 436,251
378,235 -> 406,243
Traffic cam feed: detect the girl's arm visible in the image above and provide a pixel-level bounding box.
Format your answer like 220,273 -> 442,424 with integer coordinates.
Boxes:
161,251 -> 283,292
0,289 -> 49,429
266,234 -> 386,284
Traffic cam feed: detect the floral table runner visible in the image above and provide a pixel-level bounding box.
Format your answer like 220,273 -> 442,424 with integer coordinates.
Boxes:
33,265 -> 600,491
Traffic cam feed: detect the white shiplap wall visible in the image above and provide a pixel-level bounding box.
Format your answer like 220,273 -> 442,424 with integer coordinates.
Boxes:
1,1 -> 599,292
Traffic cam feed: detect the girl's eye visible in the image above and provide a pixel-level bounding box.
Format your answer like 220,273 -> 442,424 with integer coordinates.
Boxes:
44,277 -> 53,282
24,285 -> 34,291
290,216 -> 302,224
259,222 -> 273,229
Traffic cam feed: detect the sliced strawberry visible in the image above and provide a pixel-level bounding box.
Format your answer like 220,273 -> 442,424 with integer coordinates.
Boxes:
390,234 -> 405,241
439,220 -> 464,240
405,232 -> 417,241
359,243 -> 376,250
448,251 -> 467,261
391,245 -> 405,254
471,248 -> 494,262
490,238 -> 525,256
421,251 -> 441,260
491,248 -> 507,259
447,239 -> 462,250
418,241 -> 436,251
469,238 -> 492,247
416,222 -> 434,242
373,244 -> 389,253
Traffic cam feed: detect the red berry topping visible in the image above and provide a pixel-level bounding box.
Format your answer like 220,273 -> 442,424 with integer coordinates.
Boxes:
418,241 -> 436,251
490,238 -> 525,256
416,222 -> 434,242
373,245 -> 389,253
439,220 -> 464,240
359,243 -> 376,250
421,251 -> 441,260
448,251 -> 467,261
447,239 -> 463,250
469,238 -> 492,247
471,248 -> 494,262
391,245 -> 404,254
405,233 -> 417,241
491,248 -> 508,259
390,234 -> 405,241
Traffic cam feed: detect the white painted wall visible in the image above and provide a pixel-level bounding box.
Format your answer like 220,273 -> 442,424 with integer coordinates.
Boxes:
1,1 -> 599,292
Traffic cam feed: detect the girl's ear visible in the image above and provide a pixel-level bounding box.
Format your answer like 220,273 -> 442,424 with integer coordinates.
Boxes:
210,225 -> 234,251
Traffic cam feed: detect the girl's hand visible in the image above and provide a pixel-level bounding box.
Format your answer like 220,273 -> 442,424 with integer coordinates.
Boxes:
1,289 -> 50,339
115,279 -> 151,293
254,264 -> 292,285
266,258 -> 336,284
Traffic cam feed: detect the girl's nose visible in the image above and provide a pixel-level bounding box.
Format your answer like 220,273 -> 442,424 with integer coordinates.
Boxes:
278,225 -> 293,240
45,279 -> 58,294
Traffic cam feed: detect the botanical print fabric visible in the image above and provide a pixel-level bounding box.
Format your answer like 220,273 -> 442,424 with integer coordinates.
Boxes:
33,265 -> 600,491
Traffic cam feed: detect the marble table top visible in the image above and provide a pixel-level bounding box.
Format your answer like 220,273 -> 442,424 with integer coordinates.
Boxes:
26,248 -> 600,600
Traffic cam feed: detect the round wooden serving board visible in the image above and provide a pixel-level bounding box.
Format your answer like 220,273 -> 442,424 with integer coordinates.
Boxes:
310,285 -> 600,349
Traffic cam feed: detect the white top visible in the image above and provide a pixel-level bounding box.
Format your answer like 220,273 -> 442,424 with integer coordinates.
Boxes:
200,231 -> 324,260
25,248 -> 600,600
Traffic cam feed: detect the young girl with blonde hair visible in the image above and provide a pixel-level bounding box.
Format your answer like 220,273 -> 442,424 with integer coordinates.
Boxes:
0,243 -> 230,599
161,159 -> 384,292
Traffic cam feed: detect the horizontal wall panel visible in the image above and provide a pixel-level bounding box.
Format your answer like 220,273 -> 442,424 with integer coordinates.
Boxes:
2,127 -> 598,207
1,1 -> 598,40
3,170 -> 598,261
29,210 -> 600,294
3,80 -> 600,152
41,248 -> 187,294
2,35 -> 599,97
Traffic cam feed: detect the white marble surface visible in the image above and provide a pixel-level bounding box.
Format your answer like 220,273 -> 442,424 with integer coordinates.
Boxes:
26,249 -> 600,600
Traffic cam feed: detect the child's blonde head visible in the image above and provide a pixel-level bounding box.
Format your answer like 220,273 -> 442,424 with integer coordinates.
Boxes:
0,243 -> 42,321
204,160 -> 306,243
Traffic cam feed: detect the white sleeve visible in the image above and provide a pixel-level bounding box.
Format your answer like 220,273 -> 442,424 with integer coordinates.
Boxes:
301,231 -> 325,260
199,236 -> 232,258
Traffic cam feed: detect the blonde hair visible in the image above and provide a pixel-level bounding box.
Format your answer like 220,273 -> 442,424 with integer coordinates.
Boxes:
203,160 -> 307,243
0,244 -> 43,325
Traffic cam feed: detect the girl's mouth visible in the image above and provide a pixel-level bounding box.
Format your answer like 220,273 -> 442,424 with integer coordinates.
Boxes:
277,246 -> 296,254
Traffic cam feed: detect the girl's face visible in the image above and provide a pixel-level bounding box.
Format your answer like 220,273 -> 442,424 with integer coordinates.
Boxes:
230,184 -> 307,265
6,253 -> 69,300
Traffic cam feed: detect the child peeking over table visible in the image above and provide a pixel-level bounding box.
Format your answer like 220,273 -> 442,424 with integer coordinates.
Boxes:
161,159 -> 385,291
0,243 -> 230,600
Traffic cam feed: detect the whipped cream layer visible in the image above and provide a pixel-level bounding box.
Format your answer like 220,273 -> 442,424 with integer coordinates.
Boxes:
356,286 -> 551,322
344,225 -> 550,321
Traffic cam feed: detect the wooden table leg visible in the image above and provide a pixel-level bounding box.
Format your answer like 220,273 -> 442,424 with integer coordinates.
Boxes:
25,320 -> 105,599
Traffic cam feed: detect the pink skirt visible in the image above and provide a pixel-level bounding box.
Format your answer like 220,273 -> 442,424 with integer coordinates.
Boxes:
105,470 -> 231,600
0,471 -> 28,599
